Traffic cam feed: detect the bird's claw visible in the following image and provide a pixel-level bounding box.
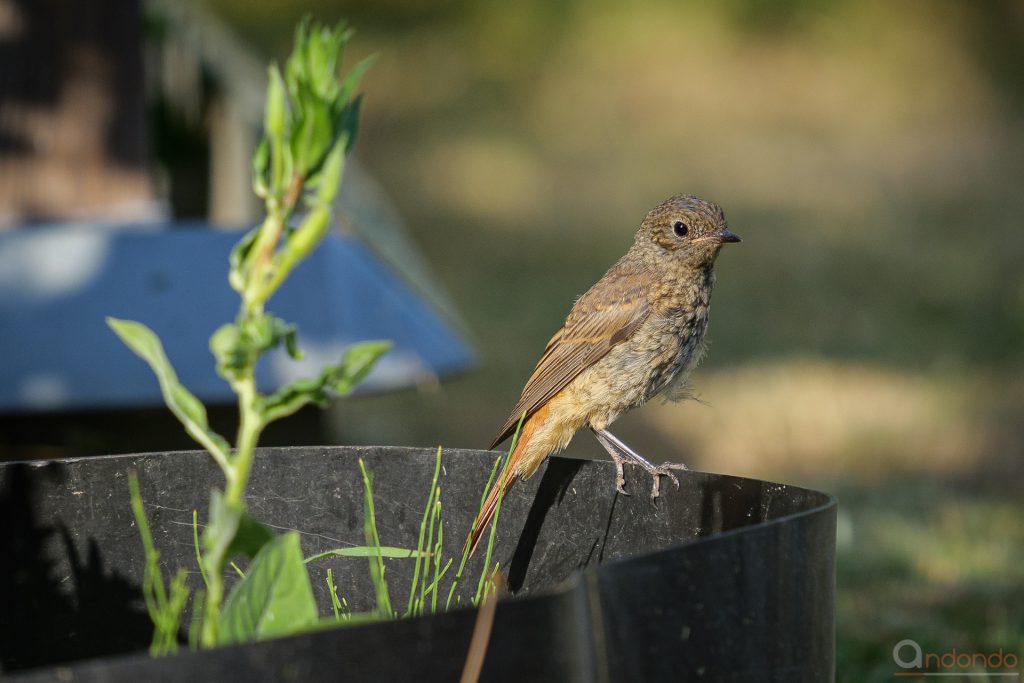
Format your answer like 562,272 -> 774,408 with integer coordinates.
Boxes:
611,452 -> 633,496
649,462 -> 688,499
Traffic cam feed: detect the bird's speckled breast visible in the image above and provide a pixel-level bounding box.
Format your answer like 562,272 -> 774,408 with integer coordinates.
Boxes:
571,267 -> 715,430
640,267 -> 713,402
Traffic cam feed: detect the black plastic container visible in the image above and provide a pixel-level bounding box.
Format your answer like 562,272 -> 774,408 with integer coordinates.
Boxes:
0,446 -> 836,681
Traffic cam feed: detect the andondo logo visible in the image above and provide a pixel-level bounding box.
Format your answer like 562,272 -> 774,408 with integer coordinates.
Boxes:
893,639 -> 1020,678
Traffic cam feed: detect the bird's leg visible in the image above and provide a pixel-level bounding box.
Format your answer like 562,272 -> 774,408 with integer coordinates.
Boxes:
591,428 -> 634,495
590,428 -> 688,499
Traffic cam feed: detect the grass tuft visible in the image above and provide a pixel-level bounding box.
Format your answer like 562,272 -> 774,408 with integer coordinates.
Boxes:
129,471 -> 190,656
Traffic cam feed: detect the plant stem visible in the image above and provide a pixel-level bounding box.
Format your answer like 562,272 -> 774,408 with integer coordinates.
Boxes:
226,376 -> 265,509
242,214 -> 279,314
243,172 -> 304,312
201,576 -> 222,648
201,374 -> 264,648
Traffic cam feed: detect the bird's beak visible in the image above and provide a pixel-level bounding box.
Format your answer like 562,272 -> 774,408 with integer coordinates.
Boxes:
717,229 -> 742,244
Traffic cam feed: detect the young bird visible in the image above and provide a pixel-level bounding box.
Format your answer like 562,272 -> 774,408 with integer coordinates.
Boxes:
468,194 -> 740,556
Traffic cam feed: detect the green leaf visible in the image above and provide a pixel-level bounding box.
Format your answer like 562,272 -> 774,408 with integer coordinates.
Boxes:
276,18 -> 363,186
218,532 -> 318,644
265,64 -> 290,196
259,340 -> 391,423
230,512 -> 275,560
202,490 -> 241,581
308,133 -> 346,208
203,492 -> 274,576
228,226 -> 261,294
251,137 -> 270,200
338,55 -> 376,109
330,340 -> 392,395
259,315 -> 301,359
285,18 -> 311,101
282,325 -> 302,360
290,85 -> 333,178
339,93 -> 364,154
305,112 -> 335,176
211,315 -> 305,382
268,206 -> 331,287
304,546 -> 427,563
209,323 -> 244,381
264,64 -> 288,141
288,18 -> 351,103
246,314 -> 276,349
107,318 -> 230,467
305,26 -> 334,95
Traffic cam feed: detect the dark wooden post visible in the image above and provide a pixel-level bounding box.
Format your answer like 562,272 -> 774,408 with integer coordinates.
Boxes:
0,0 -> 154,226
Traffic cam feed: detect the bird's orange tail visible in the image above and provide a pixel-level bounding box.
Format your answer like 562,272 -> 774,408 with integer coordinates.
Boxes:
466,405 -> 547,558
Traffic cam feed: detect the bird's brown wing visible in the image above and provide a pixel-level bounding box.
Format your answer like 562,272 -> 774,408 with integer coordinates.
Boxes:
490,271 -> 651,448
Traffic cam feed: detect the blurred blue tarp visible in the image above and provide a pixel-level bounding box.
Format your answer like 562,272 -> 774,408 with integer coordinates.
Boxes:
0,223 -> 475,412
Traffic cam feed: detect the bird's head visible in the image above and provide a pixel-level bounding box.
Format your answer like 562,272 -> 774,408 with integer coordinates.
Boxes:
636,194 -> 741,268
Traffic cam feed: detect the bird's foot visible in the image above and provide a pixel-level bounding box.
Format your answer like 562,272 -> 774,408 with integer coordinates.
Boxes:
605,449 -> 634,496
591,427 -> 688,500
646,461 -> 689,499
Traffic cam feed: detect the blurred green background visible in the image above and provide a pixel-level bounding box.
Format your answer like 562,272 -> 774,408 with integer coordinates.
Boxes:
195,0 -> 1024,679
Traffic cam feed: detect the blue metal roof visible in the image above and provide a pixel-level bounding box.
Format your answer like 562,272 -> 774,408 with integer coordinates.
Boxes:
0,223 -> 475,412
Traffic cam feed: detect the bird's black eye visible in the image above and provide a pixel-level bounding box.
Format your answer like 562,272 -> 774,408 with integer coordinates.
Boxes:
673,221 -> 689,237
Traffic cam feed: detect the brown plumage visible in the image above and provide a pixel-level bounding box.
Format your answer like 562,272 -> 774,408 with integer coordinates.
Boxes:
467,194 -> 740,556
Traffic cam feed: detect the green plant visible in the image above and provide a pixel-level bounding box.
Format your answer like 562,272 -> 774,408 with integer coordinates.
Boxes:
318,443 -> 515,627
110,18 -> 391,649
112,17 -> 510,655
128,472 -> 190,656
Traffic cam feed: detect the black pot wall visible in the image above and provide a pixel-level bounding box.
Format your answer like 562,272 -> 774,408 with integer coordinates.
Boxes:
0,446 -> 836,681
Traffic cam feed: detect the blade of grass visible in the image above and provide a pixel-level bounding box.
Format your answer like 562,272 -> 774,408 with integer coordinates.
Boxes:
419,487 -> 439,611
304,546 -> 425,563
431,498 -> 443,614
423,557 -> 453,602
189,588 -> 205,650
129,472 -> 170,654
129,472 -> 167,611
192,509 -> 209,590
473,501 -> 504,605
340,596 -> 350,620
359,457 -> 393,619
446,413 -> 525,610
446,454 -> 501,611
162,569 -> 190,653
473,415 -> 523,606
406,447 -> 443,617
327,568 -> 342,621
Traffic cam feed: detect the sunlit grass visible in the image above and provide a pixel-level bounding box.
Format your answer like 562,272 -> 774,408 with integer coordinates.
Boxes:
835,481 -> 1024,681
640,358 -> 1004,484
